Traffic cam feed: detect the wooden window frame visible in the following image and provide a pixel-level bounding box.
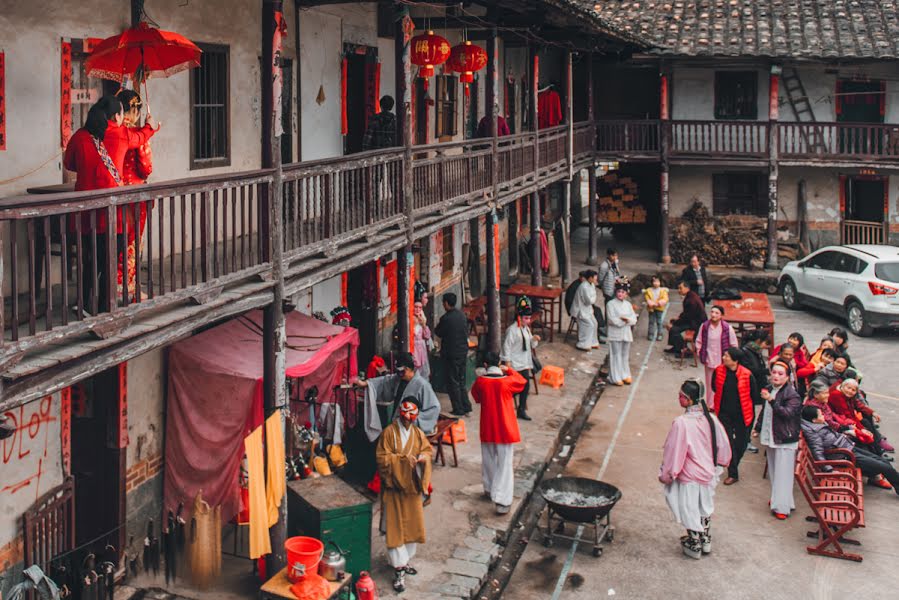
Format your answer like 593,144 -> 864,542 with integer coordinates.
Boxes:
714,71 -> 758,120
441,226 -> 454,276
435,74 -> 458,140
190,43 -> 231,170
712,172 -> 766,216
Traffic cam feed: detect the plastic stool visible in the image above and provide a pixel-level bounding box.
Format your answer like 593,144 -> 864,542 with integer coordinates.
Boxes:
539,365 -> 565,388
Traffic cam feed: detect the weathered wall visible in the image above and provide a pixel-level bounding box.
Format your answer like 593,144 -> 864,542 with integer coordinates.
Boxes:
671,66 -> 769,121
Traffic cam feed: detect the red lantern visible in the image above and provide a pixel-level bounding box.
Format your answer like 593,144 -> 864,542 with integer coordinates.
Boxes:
410,30 -> 450,91
447,40 -> 487,84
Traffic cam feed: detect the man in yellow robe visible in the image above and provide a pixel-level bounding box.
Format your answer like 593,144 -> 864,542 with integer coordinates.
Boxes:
375,397 -> 432,593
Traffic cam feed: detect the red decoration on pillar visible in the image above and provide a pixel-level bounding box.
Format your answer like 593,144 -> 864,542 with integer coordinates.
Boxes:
340,57 -> 348,135
61,41 -> 73,148
108,362 -> 130,449
273,10 -> 287,137
493,220 -> 500,285
834,80 -> 843,116
660,74 -> 669,121
769,74 -> 779,120
60,388 -> 72,476
0,52 -> 6,151
839,175 -> 847,216
409,263 -> 416,354
341,272 -> 348,306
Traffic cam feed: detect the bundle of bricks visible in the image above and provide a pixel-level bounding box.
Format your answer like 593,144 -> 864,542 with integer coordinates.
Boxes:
597,173 -> 647,224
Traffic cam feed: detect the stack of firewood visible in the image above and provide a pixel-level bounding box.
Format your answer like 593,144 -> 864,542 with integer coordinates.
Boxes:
598,173 -> 647,224
670,202 -> 769,268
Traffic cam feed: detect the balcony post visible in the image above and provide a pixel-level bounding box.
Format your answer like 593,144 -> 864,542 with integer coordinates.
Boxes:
395,2 -> 414,351
587,165 -> 598,265
659,66 -> 671,264
766,66 -> 781,270
262,0 -> 287,576
484,26 -> 502,352
561,51 -> 574,284
529,45 -> 542,286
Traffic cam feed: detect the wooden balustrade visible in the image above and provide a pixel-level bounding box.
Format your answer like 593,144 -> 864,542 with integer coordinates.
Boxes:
573,122 -> 596,157
1,123 -> 596,357
780,121 -> 899,161
669,120 -> 768,157
841,220 -> 886,245
595,120 -> 660,154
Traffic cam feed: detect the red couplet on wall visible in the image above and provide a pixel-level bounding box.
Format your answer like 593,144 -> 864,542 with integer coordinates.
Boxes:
61,42 -> 73,148
60,388 -> 72,476
0,52 -> 6,151
769,74 -> 779,120
107,363 -> 129,449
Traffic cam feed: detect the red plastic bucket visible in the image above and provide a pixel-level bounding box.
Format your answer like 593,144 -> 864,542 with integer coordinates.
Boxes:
285,536 -> 324,582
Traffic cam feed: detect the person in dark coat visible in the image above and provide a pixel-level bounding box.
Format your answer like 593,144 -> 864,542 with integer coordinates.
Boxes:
738,329 -> 770,455
801,406 -> 899,492
680,255 -> 711,303
434,292 -> 472,416
664,281 -> 707,354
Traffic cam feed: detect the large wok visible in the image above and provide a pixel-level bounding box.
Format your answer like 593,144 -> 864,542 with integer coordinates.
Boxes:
539,477 -> 621,523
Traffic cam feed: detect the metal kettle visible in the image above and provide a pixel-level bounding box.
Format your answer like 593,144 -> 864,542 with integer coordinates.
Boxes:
318,541 -> 348,581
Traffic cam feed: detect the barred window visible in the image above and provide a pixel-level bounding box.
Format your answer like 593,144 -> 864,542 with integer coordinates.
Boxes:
435,75 -> 458,139
714,71 -> 757,120
712,173 -> 766,216
190,43 -> 230,169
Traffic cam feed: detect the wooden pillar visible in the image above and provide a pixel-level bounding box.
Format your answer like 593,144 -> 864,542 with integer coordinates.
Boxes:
798,178 -> 809,254
586,166 -> 598,265
468,217 -> 481,296
659,66 -> 671,264
130,0 -> 142,26
395,2 -> 414,350
485,26 -> 501,351
561,51 -> 574,284
766,66 -> 781,270
529,46 -> 542,285
262,0 -> 287,575
508,199 -> 519,275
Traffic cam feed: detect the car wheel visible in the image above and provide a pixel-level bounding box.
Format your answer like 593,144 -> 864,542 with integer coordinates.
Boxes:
781,279 -> 799,309
846,302 -> 874,337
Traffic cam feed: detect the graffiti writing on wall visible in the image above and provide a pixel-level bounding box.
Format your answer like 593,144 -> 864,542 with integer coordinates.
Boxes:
1,396 -> 57,498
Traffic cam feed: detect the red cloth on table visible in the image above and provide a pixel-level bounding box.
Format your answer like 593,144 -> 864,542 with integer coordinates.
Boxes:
164,310 -> 359,521
471,368 -> 527,444
538,89 -> 562,129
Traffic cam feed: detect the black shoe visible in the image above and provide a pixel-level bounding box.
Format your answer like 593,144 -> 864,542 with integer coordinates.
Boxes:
450,411 -> 465,417
663,347 -> 677,354
404,566 -> 418,576
393,569 -> 406,593
517,411 -> 532,421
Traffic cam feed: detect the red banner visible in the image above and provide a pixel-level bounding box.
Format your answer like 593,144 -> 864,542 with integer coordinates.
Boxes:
273,10 -> 286,137
107,363 -> 129,449
0,52 -> 6,151
409,263 -> 416,354
340,58 -> 348,135
61,41 -> 72,148
60,388 -> 72,476
385,259 -> 398,313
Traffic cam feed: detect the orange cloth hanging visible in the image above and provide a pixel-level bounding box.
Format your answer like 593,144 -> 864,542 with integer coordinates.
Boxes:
245,426 -> 272,559
265,412 -> 286,527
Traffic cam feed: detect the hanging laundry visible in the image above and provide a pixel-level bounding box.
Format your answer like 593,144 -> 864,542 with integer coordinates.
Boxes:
265,412 -> 286,527
538,88 -> 563,129
244,426 -> 272,559
539,229 -> 550,271
187,492 -> 222,588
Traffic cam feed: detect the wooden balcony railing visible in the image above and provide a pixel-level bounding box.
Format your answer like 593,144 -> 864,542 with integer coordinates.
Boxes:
573,122 -> 596,157
779,121 -> 899,161
595,120 -> 660,154
1,122 -> 596,360
670,120 -> 768,158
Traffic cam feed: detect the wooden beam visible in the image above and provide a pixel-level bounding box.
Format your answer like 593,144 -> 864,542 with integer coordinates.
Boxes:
485,25 -> 501,353
766,66 -> 780,270
529,45 -> 542,286
659,65 -> 671,264
396,1 -> 414,352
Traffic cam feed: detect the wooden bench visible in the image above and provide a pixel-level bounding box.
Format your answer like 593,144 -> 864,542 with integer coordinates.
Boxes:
428,414 -> 460,467
794,436 -> 865,562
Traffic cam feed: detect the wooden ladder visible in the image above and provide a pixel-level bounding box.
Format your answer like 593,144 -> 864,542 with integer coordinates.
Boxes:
782,68 -> 827,154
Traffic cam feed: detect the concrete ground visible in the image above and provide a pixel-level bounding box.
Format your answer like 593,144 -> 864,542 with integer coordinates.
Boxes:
503,290 -> 899,600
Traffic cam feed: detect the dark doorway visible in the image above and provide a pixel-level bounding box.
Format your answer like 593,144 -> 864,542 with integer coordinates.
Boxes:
344,51 -> 368,154
595,66 -> 659,120
466,75 -> 480,139
844,177 -> 886,223
837,80 -> 884,124
71,367 -> 125,554
505,78 -> 517,133
415,78 -> 429,145
346,263 -> 379,368
281,58 -> 294,164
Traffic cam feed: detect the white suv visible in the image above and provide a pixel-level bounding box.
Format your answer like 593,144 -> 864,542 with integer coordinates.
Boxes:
779,245 -> 899,336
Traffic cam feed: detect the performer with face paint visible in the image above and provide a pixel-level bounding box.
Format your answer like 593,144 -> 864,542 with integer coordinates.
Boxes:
375,397 -> 433,593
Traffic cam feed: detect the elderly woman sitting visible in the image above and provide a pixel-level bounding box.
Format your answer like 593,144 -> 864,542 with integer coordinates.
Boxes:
828,379 -> 893,454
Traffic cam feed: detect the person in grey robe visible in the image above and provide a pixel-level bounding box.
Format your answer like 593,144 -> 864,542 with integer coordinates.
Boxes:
357,351 -> 440,441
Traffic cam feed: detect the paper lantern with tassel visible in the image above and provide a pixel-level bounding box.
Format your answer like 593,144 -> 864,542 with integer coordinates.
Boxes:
410,30 -> 450,91
447,40 -> 487,96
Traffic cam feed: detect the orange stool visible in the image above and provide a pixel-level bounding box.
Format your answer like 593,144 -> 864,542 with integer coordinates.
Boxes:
539,365 -> 565,388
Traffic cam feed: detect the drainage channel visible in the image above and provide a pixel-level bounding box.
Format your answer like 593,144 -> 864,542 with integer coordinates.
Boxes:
475,363 -> 609,600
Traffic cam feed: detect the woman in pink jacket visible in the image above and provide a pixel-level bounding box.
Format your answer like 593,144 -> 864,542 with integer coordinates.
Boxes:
659,378 -> 732,559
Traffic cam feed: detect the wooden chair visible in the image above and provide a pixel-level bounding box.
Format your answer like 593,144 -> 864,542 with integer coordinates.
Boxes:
678,330 -> 698,367
427,414 -> 460,467
794,438 -> 865,561
564,316 -> 578,343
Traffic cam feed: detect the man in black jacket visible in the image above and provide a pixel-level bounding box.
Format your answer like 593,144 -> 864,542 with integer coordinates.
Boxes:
664,281 -> 707,354
680,254 -> 710,304
435,292 -> 472,416
801,405 -> 899,492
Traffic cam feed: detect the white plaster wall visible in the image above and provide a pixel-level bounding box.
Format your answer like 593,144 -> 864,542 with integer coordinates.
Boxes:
671,67 -> 769,121
126,348 -> 165,468
311,274 -> 342,315
0,393 -> 64,546
781,63 -> 899,123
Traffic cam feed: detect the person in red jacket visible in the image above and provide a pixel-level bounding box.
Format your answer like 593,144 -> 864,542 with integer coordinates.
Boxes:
828,379 -> 890,454
711,348 -> 760,485
471,351 -> 527,514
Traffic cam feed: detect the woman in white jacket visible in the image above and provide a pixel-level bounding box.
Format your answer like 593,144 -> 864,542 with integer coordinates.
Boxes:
605,278 -> 638,385
570,270 -> 600,350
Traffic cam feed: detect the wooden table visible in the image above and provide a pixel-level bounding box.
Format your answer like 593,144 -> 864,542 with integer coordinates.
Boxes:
504,283 -> 564,342
715,292 -> 775,343
260,568 -> 352,599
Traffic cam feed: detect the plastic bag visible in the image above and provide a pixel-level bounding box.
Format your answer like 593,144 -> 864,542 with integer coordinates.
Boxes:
290,572 -> 331,600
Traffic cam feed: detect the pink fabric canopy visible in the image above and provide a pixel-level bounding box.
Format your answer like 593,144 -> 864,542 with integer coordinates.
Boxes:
164,310 -> 359,519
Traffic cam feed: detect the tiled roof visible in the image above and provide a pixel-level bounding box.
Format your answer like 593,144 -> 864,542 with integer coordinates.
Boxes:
546,0 -> 656,48
589,0 -> 899,59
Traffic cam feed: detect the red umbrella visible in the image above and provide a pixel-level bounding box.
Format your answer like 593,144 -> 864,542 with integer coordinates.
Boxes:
85,22 -> 201,83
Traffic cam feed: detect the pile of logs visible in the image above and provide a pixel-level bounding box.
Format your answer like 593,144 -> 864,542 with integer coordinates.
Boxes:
670,202 -> 768,267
